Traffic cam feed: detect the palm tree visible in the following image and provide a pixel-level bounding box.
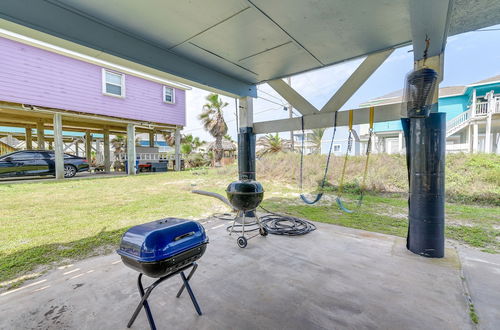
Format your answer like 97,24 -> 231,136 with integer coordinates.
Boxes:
223,134 -> 235,143
310,128 -> 326,154
257,133 -> 291,156
161,131 -> 175,147
198,94 -> 228,166
180,134 -> 204,155
183,134 -> 203,150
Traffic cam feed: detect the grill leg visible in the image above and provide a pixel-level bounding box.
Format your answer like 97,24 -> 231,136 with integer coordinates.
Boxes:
255,213 -> 263,230
180,271 -> 202,316
176,263 -> 198,298
128,273 -> 157,330
229,211 -> 241,236
241,213 -> 246,237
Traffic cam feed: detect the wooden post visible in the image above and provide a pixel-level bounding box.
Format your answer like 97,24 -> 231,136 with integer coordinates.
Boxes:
398,132 -> 404,154
149,131 -> 155,147
127,123 -> 136,175
36,120 -> 45,150
53,113 -> 64,179
471,89 -> 477,118
96,138 -> 102,163
467,125 -> 472,154
473,123 -> 479,153
286,77 -> 294,151
103,128 -> 111,172
485,91 -> 493,153
85,131 -> 92,162
25,128 -> 33,150
174,127 -> 181,171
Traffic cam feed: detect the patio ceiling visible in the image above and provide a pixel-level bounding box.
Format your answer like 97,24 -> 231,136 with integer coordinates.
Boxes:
1,1 -> 500,97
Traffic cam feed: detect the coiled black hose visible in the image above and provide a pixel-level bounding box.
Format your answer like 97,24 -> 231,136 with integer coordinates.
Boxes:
213,207 -> 316,236
258,206 -> 316,236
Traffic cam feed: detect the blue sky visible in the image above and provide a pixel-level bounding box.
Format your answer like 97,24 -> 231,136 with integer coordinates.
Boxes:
184,24 -> 500,142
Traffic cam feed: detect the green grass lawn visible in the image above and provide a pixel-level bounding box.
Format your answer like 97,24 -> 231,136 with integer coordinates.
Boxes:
1,169 -> 499,288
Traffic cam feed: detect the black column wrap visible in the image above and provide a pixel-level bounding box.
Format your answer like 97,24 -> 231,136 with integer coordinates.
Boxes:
404,112 -> 446,258
238,127 -> 256,180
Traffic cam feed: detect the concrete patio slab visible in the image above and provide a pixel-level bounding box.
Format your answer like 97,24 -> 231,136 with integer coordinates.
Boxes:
0,218 -> 474,329
458,245 -> 500,330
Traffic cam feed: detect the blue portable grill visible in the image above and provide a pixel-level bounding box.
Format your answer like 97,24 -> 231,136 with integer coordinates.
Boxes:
117,218 -> 208,330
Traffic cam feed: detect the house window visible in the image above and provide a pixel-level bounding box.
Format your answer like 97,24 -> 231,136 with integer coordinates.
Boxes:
334,144 -> 341,152
102,69 -> 125,97
163,86 -> 175,104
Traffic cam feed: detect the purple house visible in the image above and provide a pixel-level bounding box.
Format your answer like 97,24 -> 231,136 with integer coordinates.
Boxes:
0,33 -> 189,177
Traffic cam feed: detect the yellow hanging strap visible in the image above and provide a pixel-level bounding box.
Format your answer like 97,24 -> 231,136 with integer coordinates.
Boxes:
348,109 -> 354,130
359,107 -> 375,194
337,110 -> 354,198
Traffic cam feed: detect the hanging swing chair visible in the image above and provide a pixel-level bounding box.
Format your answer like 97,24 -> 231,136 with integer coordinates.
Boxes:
299,111 -> 338,205
336,107 -> 375,213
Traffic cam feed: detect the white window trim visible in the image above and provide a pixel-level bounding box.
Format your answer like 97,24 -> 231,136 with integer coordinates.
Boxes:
102,69 -> 125,98
333,144 -> 342,152
163,86 -> 175,104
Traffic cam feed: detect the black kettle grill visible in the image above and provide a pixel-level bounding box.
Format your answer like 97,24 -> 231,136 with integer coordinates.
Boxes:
226,178 -> 268,248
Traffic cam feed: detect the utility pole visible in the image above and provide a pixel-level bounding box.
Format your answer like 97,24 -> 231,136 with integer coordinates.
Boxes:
286,77 -> 294,151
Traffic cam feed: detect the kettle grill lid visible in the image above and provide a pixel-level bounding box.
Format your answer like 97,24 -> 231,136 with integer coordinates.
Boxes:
226,179 -> 264,194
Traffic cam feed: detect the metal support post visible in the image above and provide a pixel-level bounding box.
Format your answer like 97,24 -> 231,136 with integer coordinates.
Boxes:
53,113 -> 64,179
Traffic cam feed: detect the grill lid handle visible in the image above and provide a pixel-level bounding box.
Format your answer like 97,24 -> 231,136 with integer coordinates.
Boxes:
174,231 -> 195,241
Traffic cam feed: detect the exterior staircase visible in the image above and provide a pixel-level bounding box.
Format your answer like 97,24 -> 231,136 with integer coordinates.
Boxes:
446,109 -> 471,137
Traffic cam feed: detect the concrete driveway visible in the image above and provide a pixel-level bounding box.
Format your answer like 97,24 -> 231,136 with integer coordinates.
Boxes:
1,217 -> 494,329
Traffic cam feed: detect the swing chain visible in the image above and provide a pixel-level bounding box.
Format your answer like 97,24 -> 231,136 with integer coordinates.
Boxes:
347,130 -> 353,153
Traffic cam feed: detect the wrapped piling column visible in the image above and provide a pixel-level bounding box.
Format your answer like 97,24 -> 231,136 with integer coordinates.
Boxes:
407,113 -> 446,257
238,127 -> 256,180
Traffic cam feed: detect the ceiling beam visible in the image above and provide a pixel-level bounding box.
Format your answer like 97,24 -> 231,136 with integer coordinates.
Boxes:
410,0 -> 454,61
321,49 -> 394,113
266,79 -> 319,115
0,122 -> 35,128
0,0 -> 256,97
253,104 -> 400,134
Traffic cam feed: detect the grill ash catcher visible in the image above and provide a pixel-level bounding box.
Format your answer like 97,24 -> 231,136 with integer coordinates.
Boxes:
117,218 -> 208,330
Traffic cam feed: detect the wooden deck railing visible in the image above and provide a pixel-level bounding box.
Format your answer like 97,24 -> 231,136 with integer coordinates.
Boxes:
115,153 -> 185,161
475,99 -> 500,116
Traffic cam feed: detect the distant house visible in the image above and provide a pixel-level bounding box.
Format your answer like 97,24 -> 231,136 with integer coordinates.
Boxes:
358,75 -> 500,154
293,130 -> 317,155
0,32 -> 189,174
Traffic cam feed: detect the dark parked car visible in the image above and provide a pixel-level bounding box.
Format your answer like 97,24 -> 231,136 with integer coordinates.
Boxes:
0,150 -> 89,178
